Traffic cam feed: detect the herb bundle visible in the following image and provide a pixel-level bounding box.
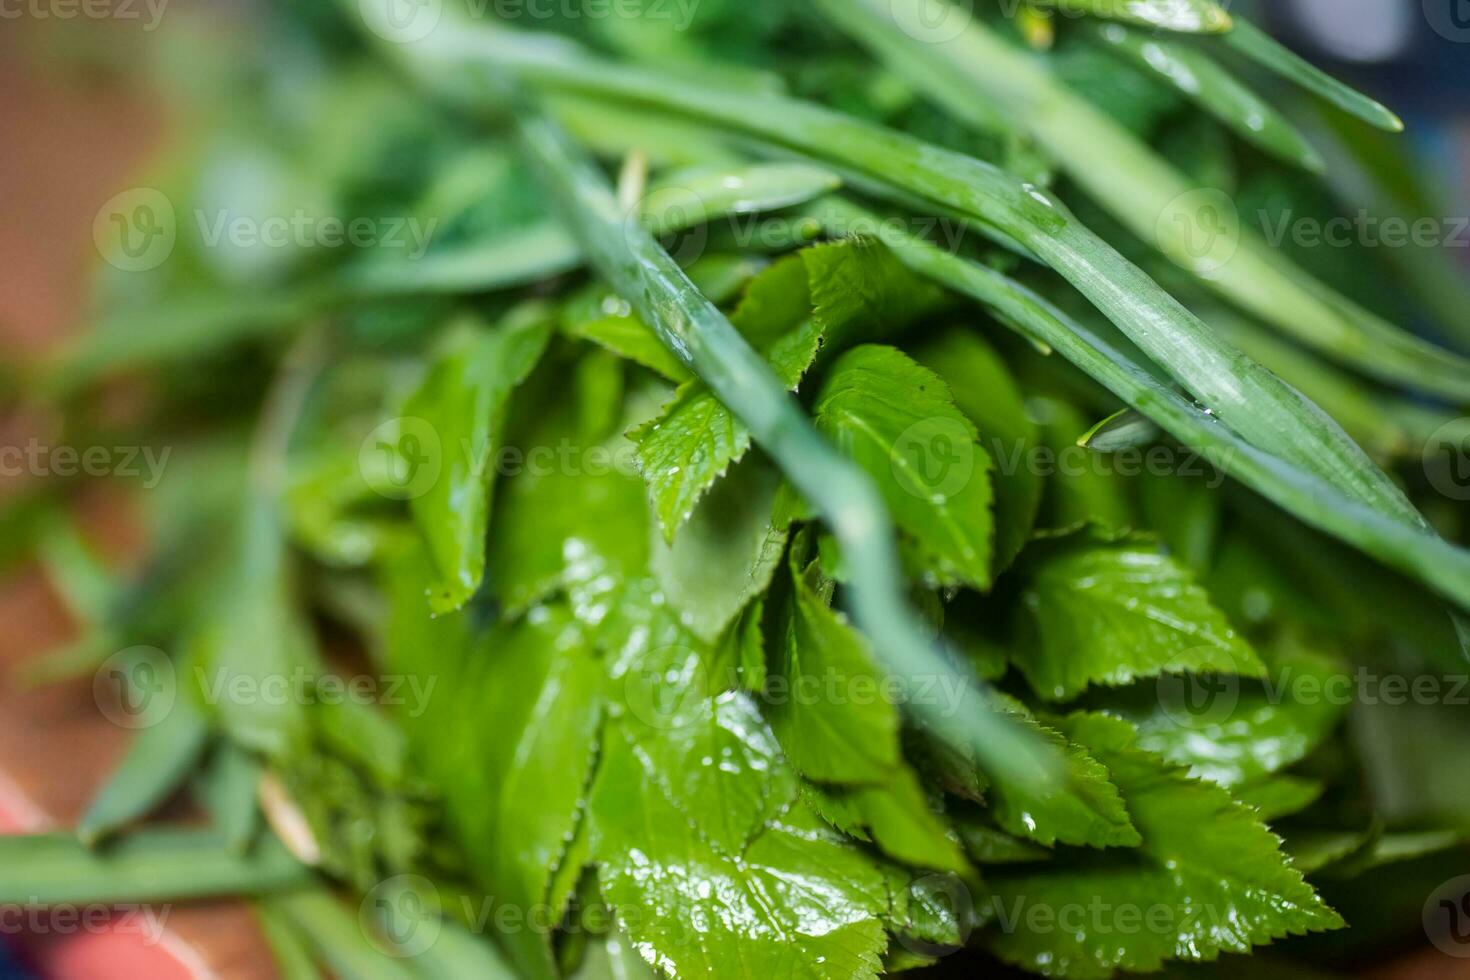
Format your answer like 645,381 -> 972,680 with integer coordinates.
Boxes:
6,0 -> 1470,977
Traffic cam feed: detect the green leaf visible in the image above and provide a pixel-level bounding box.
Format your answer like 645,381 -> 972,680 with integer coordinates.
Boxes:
589,725 -> 890,979
0,830 -> 309,905
404,306 -> 554,612
1035,0 -> 1232,33
1106,635 -> 1347,787
952,810 -> 1055,865
615,690 -> 800,856
818,768 -> 971,874
269,890 -> 418,980
1232,775 -> 1324,821
767,537 -> 900,784
78,695 -> 211,846
815,345 -> 996,590
256,902 -> 319,980
1217,19 -> 1403,132
448,608 -> 604,980
915,331 -> 1040,572
369,876 -> 521,976
1012,531 -> 1265,701
187,500 -> 315,758
651,458 -> 789,643
983,704 -> 1140,849
632,237 -> 945,540
484,423 -> 650,619
1090,24 -> 1324,171
628,254 -> 809,537
983,713 -> 1343,977
196,742 -> 262,853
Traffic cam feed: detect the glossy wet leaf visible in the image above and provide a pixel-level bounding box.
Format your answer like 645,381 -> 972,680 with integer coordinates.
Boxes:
915,331 -> 1040,572
589,727 -> 890,979
767,540 -> 901,785
1105,636 -> 1346,787
1217,19 -> 1402,133
815,345 -> 996,590
1091,24 -> 1323,171
983,713 -> 1343,977
403,306 -> 553,612
652,457 -> 789,642
1036,0 -> 1231,33
1012,531 -> 1265,700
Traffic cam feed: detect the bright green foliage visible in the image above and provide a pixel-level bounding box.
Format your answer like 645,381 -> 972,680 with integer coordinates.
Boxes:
404,307 -> 553,612
19,2 -> 1469,977
815,345 -> 996,589
983,714 -> 1343,977
1012,531 -> 1265,700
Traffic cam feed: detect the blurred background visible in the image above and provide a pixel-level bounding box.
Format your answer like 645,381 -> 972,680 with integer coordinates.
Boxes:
0,0 -> 1467,977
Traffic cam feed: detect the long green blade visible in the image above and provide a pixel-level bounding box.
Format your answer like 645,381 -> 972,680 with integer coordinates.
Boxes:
78,698 -> 211,847
0,830 -> 309,905
820,0 -> 1470,402
397,16 -> 1424,531
1090,23 -> 1324,171
1219,19 -> 1403,132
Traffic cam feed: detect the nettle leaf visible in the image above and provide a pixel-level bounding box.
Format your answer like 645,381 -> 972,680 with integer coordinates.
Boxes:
814,345 -> 996,589
1012,530 -> 1265,701
984,704 -> 1140,850
768,535 -> 971,871
829,767 -> 971,874
916,331 -> 1040,573
1100,634 -> 1347,787
767,535 -> 900,784
631,255 -> 812,538
403,308 -> 553,612
483,395 -> 650,619
589,721 -> 890,980
651,457 -> 789,642
446,607 -> 603,980
982,713 -> 1343,978
613,634 -> 799,855
633,238 -> 943,540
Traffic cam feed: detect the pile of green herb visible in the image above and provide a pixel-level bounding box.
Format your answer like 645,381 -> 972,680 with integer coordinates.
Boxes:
6,0 -> 1470,976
